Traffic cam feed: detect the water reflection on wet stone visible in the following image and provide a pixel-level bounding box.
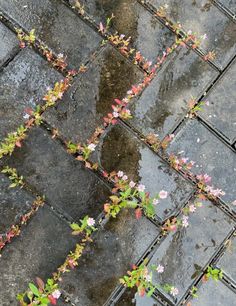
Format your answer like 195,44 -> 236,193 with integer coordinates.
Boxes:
0,0 -> 102,68
93,123 -> 194,221
148,0 -> 236,68
128,47 -> 218,139
70,0 -> 175,62
43,45 -> 143,143
116,288 -> 163,305
148,198 -> 233,303
0,48 -> 61,141
61,209 -> 158,306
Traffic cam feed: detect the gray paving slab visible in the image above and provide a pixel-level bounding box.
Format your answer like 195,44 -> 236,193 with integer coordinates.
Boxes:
200,58 -> 236,144
217,236 -> 236,283
0,47 -> 61,141
70,0 -> 176,62
0,173 -> 34,233
0,21 -> 18,67
148,198 -> 234,304
116,289 -> 163,305
167,119 -> 236,206
4,126 -> 111,221
190,279 -> 236,306
0,0 -> 102,68
92,123 -> 194,222
0,205 -> 77,306
60,209 -> 159,306
43,44 -> 143,143
220,0 -> 236,14
148,0 -> 236,68
128,47 -> 218,140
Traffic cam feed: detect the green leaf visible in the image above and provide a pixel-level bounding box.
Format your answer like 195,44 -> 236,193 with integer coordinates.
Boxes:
70,223 -> 80,230
29,283 -> 39,297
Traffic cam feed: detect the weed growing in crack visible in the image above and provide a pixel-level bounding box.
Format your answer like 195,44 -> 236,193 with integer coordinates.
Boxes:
204,266 -> 223,281
1,166 -> 24,188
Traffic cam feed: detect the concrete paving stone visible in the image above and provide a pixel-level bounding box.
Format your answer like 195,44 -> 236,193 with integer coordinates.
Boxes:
148,198 -> 234,304
116,288 -> 163,305
0,47 -> 61,141
200,58 -> 236,144
190,279 -> 236,306
0,0 -> 102,68
0,205 -> 77,306
217,236 -> 236,282
4,126 -> 111,221
43,45 -> 143,143
0,173 -> 34,233
167,119 -> 236,206
220,0 -> 236,14
148,0 -> 236,68
0,21 -> 18,67
92,123 -> 194,222
70,0 -> 176,62
128,47 -> 218,140
60,209 -> 159,306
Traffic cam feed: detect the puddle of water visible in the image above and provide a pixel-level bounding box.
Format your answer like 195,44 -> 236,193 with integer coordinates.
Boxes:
92,123 -> 194,221
43,45 -> 143,143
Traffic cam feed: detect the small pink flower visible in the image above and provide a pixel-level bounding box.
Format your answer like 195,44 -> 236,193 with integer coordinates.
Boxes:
153,198 -> 159,205
232,200 -> 236,206
181,157 -> 189,163
159,190 -> 168,199
129,181 -> 136,188
156,264 -> 164,273
205,101 -> 210,106
23,113 -> 30,120
170,287 -> 179,296
182,215 -> 189,228
58,53 -> 64,58
88,143 -> 96,151
145,274 -> 152,282
137,184 -> 145,192
189,205 -> 196,213
113,111 -> 119,118
87,217 -> 95,227
122,175 -> 128,181
52,290 -> 61,299
117,171 -> 124,177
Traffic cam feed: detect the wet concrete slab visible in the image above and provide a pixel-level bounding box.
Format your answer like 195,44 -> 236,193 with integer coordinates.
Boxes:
148,198 -> 234,304
43,45 -> 143,143
0,22 -> 18,67
4,126 -> 111,221
200,58 -> 236,144
0,173 -> 34,233
0,205 -> 77,306
148,0 -> 236,68
128,47 -> 218,140
70,0 -> 175,62
217,236 -> 236,283
167,119 -> 236,206
190,279 -> 236,306
60,209 -> 159,306
116,288 -> 163,305
92,123 -> 194,222
0,0 -> 102,68
0,47 -> 61,141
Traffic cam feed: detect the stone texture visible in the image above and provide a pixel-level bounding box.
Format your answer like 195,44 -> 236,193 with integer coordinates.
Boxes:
0,173 -> 34,233
116,289 -> 163,306
60,209 -> 159,306
128,47 -> 218,140
167,119 -> 236,205
217,236 -> 236,283
0,22 -> 18,67
92,123 -> 194,222
0,48 -> 61,141
0,205 -> 77,306
190,279 -> 236,306
43,45 -> 143,143
200,59 -> 236,144
0,0 -> 102,68
148,199 -> 234,304
149,0 -> 236,68
220,0 -> 236,14
5,126 -> 111,221
70,0 -> 175,62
